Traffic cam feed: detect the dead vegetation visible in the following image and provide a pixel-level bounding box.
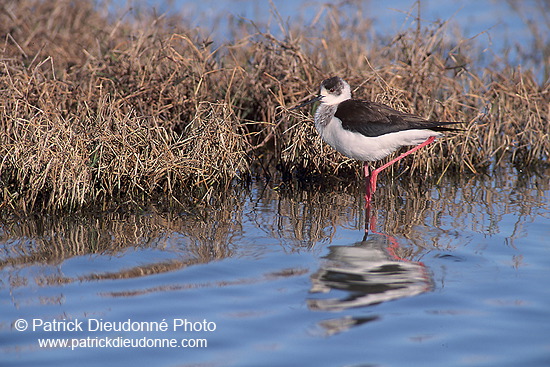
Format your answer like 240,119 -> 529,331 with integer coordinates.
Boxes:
0,0 -> 548,212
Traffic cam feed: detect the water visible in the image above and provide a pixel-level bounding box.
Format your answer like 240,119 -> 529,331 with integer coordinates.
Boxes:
2,164 -> 549,366
109,0 -> 549,83
2,2 -> 548,365
117,0 -> 546,61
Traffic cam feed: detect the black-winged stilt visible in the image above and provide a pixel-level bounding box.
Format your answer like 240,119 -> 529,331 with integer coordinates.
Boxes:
292,76 -> 462,204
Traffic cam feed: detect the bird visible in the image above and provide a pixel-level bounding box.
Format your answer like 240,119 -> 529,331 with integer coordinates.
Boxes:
291,76 -> 462,204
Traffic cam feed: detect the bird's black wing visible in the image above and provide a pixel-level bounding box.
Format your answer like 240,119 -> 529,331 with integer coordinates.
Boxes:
335,99 -> 462,137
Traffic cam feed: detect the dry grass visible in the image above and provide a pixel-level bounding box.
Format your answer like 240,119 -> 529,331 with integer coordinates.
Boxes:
0,0 -> 548,212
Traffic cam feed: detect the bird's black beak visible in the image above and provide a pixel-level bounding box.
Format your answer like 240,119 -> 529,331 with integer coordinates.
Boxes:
289,95 -> 323,111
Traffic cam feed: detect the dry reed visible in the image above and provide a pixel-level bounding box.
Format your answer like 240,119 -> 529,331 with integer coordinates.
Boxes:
0,0 -> 548,212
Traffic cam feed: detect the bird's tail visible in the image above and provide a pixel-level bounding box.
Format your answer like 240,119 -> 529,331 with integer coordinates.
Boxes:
427,121 -> 465,132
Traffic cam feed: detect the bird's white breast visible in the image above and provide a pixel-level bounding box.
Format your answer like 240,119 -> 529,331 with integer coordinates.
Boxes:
316,116 -> 442,162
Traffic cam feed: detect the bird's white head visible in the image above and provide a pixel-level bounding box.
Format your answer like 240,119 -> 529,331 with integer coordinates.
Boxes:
319,77 -> 352,105
290,76 -> 352,111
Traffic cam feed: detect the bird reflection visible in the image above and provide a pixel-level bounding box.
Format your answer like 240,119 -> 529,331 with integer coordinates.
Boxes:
308,206 -> 433,324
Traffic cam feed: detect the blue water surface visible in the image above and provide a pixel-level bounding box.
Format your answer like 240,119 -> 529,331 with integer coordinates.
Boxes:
1,165 -> 549,366
113,0 -> 547,67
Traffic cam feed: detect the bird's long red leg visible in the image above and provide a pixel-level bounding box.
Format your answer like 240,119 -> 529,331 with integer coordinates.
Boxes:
364,163 -> 373,205
363,163 -> 373,236
367,136 -> 436,198
363,197 -> 373,239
